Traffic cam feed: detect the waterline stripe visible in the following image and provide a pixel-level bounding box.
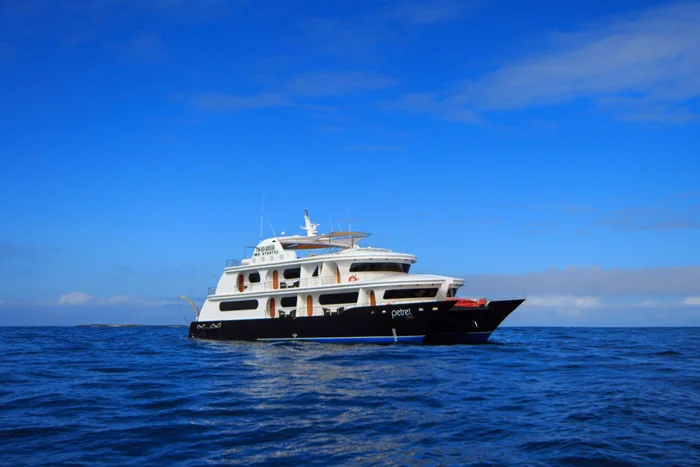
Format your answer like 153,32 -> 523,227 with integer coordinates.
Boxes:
258,335 -> 426,344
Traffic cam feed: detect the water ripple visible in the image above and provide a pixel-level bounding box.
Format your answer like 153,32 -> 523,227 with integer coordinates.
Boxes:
0,327 -> 699,466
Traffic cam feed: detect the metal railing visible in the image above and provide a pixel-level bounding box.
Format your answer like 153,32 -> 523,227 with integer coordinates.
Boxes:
226,259 -> 242,268
273,305 -> 354,318
238,276 -> 347,293
207,277 -> 343,296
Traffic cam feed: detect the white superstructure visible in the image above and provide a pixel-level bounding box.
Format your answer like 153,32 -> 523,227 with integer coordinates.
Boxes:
196,211 -> 465,322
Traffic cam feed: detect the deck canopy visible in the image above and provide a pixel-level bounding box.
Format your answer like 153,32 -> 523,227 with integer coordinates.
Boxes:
278,231 -> 370,250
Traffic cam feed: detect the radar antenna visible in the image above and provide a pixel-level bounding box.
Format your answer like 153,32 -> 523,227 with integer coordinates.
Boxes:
301,209 -> 319,237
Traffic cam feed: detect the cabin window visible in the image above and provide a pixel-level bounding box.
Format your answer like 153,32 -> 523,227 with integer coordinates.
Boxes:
383,288 -> 438,300
281,296 -> 297,308
283,267 -> 301,279
312,266 -> 319,277
219,299 -> 259,311
249,272 -> 261,283
349,263 -> 410,273
319,292 -> 359,305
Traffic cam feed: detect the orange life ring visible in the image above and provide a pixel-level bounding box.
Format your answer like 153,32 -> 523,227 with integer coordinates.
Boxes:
348,275 -> 359,282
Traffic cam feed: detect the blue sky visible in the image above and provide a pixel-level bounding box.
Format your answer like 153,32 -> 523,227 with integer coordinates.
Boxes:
1,0 -> 699,326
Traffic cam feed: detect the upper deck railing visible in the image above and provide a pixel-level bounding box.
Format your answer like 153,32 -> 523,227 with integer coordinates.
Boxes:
226,259 -> 242,268
206,272 -> 424,296
239,277 -> 342,293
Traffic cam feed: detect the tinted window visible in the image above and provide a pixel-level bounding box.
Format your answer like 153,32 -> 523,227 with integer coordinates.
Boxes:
350,263 -> 410,273
383,288 -> 438,300
319,292 -> 359,305
220,299 -> 259,311
284,267 -> 301,279
281,296 -> 297,307
249,272 -> 260,283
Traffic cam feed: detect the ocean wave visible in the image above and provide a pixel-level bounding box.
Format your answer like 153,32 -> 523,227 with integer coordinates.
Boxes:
0,327 -> 698,466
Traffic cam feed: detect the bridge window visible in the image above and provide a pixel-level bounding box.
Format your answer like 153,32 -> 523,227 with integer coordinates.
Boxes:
383,288 -> 438,300
319,292 -> 359,305
349,263 -> 410,273
283,267 -> 301,279
220,299 -> 259,311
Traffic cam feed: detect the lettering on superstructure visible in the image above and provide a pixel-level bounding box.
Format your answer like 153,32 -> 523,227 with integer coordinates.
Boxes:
254,245 -> 279,256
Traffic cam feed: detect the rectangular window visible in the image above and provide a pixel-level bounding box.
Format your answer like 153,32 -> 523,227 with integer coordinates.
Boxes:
349,263 -> 410,273
383,288 -> 438,300
283,267 -> 301,279
281,296 -> 297,308
219,299 -> 259,311
319,292 -> 359,305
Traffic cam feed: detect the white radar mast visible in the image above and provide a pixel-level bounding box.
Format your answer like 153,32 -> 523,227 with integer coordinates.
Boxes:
301,209 -> 319,237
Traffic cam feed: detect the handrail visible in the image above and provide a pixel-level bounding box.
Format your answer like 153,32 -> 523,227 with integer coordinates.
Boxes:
276,304 -> 354,318
206,277 -> 347,296
242,277 -> 343,292
215,275 -> 435,294
226,259 -> 242,267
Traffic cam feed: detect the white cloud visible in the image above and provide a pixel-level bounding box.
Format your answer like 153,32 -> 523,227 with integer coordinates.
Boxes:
56,292 -> 178,307
682,296 -> 700,305
526,295 -> 601,308
382,91 -> 482,123
102,295 -> 178,306
68,0 -> 235,24
504,302 -> 700,327
463,266 -> 700,297
192,70 -> 398,112
59,292 -> 94,305
388,2 -> 700,123
596,205 -> 700,231
388,0 -> 470,24
283,71 -> 397,97
191,93 -> 290,111
471,4 -> 700,110
638,300 -> 664,308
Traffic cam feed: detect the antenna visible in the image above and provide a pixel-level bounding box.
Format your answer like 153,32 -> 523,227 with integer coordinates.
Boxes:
267,218 -> 277,238
259,196 -> 265,242
301,209 -> 319,237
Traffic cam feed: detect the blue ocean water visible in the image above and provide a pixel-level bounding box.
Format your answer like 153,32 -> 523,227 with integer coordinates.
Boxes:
0,327 -> 698,466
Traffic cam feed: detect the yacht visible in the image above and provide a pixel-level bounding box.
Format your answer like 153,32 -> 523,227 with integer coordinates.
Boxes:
183,211 -> 524,344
